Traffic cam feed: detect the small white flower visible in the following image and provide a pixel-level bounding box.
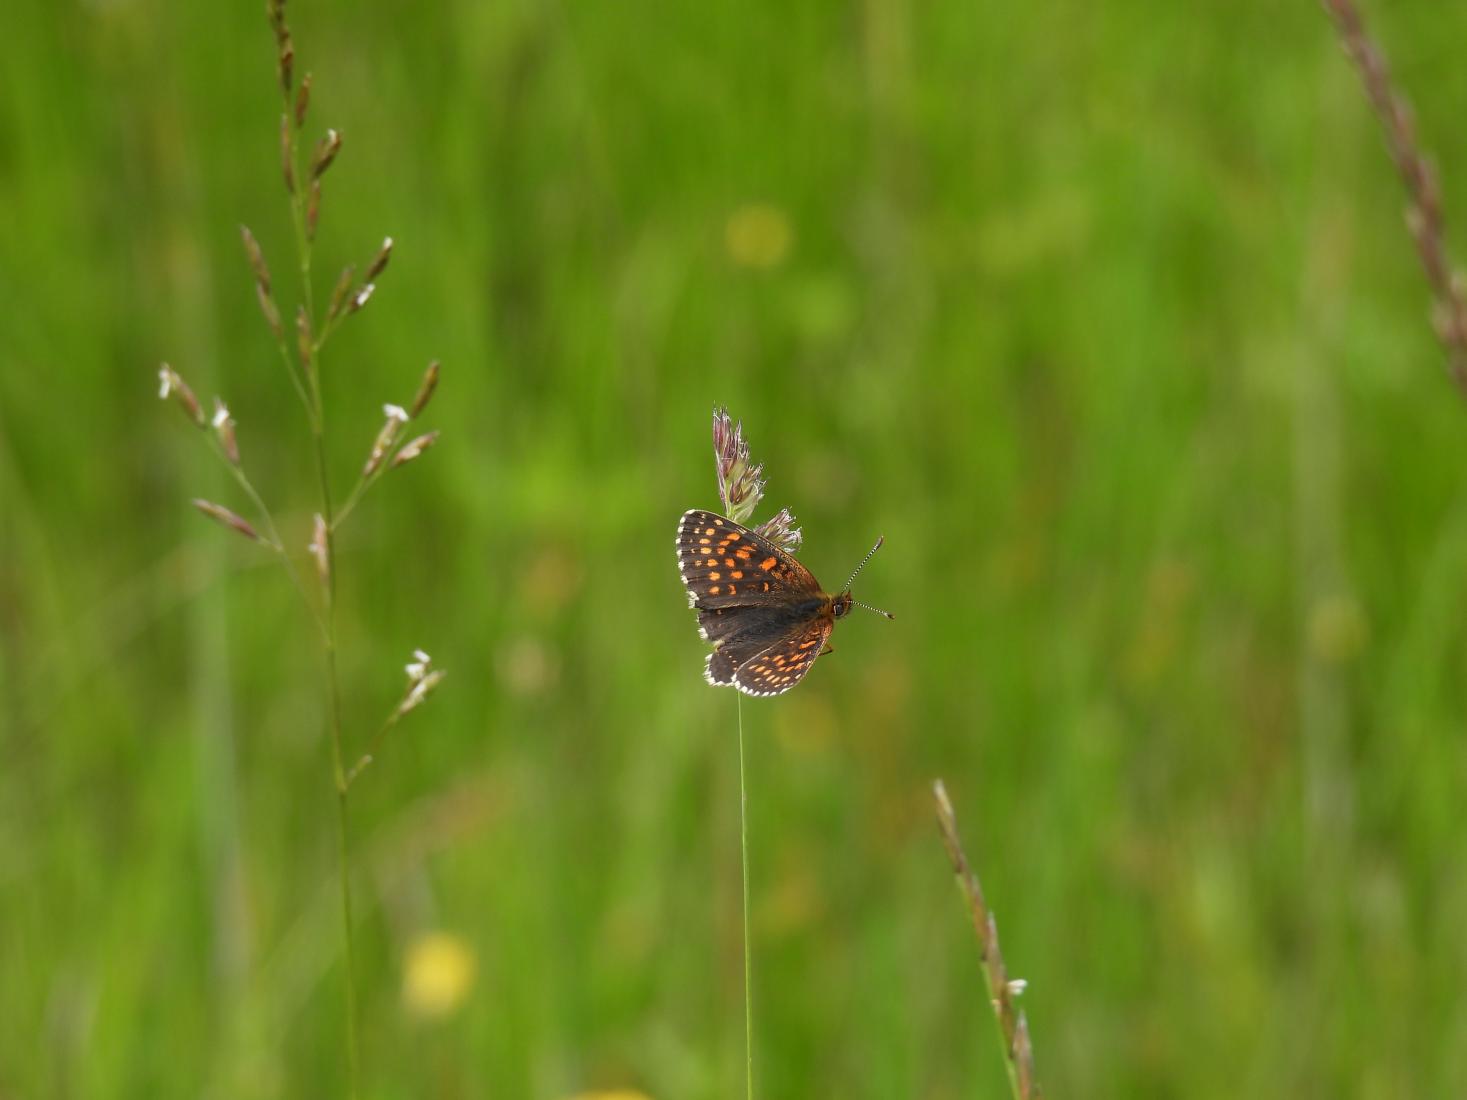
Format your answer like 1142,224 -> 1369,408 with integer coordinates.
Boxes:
1007,979 -> 1028,998
383,403 -> 409,423
353,283 -> 376,310
158,367 -> 174,398
212,400 -> 232,428
405,649 -> 432,682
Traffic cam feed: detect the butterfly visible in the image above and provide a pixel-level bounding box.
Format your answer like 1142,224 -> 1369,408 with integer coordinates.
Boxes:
676,509 -> 892,697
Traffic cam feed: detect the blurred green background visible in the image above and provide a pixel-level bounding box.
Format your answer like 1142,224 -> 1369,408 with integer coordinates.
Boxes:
5,0 -> 1467,1095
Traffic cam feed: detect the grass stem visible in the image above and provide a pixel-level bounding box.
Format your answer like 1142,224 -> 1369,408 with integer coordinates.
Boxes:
738,693 -> 754,1100
287,87 -> 360,1098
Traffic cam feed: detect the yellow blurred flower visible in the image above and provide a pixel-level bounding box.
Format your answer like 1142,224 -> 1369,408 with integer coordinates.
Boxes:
402,931 -> 477,1020
724,203 -> 792,269
1308,593 -> 1369,664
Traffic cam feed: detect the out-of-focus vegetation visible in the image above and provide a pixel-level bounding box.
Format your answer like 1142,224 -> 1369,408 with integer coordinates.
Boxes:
4,0 -> 1467,1095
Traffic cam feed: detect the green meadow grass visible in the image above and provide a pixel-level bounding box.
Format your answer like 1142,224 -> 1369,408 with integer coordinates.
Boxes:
5,0 -> 1467,1095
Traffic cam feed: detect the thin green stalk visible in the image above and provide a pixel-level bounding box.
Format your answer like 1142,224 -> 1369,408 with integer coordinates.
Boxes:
737,693 -> 753,1100
316,454 -> 356,1100
311,396 -> 359,1099
287,103 -> 359,1099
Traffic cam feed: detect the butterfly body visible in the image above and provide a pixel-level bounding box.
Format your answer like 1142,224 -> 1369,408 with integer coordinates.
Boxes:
676,509 -> 857,697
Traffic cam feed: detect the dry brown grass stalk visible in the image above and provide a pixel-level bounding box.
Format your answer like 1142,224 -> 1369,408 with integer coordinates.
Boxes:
933,779 -> 1042,1100
1321,0 -> 1467,394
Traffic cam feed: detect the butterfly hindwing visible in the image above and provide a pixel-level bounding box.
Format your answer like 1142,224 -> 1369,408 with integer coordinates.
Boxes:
732,618 -> 833,697
699,604 -> 802,685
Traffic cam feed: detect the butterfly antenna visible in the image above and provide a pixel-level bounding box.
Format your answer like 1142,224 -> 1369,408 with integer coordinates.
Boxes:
842,536 -> 895,619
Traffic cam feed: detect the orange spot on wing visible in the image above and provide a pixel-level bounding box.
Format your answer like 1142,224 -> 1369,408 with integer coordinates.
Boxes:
760,557 -> 777,571
708,571 -> 721,580
708,585 -> 721,595
731,570 -> 744,579
725,558 -> 736,568
735,548 -> 752,560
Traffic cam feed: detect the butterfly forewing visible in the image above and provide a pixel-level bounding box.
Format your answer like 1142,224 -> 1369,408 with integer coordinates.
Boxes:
677,510 -> 819,610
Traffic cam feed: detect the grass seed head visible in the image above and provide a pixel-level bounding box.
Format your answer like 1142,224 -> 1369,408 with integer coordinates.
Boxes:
239,225 -> 271,294
327,265 -> 356,324
363,404 -> 410,477
296,306 -> 313,376
192,499 -> 261,543
158,364 -> 205,427
409,360 -> 439,418
212,398 -> 240,466
392,431 -> 439,469
711,406 -> 765,524
294,71 -> 311,128
306,179 -> 321,242
278,35 -> 294,98
255,281 -> 283,339
311,128 -> 341,180
366,236 -> 393,282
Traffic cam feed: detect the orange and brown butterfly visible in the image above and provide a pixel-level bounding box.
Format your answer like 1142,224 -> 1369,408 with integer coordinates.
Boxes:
676,509 -> 892,697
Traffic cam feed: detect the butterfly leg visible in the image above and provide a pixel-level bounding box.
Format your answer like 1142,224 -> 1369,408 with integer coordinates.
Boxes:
819,643 -> 834,658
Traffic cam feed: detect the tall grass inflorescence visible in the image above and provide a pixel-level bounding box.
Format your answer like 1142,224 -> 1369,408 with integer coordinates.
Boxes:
933,780 -> 1043,1100
157,3 -> 445,1094
1320,0 -> 1467,393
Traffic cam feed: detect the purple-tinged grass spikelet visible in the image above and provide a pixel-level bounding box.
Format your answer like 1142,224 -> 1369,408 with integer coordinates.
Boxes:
294,72 -> 312,129
754,506 -> 802,556
158,364 -> 205,427
711,406 -> 765,524
192,499 -> 263,544
280,114 -> 295,196
212,399 -> 240,466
